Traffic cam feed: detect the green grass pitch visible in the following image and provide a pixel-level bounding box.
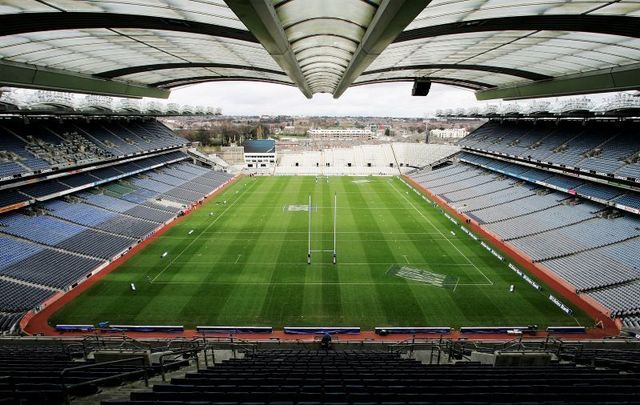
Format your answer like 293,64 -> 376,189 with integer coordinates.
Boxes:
51,176 -> 592,329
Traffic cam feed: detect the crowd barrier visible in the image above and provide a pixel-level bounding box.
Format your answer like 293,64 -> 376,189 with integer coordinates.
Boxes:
196,326 -> 272,334
375,327 -> 451,335
460,326 -> 531,334
55,324 -> 95,332
107,325 -> 184,333
547,326 -> 587,334
283,327 -> 360,335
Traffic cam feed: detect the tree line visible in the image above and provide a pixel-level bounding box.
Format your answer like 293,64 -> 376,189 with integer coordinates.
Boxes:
178,123 -> 272,147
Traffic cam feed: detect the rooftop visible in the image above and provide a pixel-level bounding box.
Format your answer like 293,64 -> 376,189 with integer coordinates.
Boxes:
0,1 -> 638,100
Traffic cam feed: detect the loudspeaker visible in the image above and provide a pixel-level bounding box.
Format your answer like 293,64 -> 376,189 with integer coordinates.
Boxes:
412,79 -> 431,96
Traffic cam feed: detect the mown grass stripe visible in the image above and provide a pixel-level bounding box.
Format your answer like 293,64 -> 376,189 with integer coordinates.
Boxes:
50,176 -> 592,329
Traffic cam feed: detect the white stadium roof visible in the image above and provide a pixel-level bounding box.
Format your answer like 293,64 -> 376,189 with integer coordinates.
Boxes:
0,1 -> 638,100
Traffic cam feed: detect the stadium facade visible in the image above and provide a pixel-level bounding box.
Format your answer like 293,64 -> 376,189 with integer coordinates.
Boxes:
0,2 -> 637,100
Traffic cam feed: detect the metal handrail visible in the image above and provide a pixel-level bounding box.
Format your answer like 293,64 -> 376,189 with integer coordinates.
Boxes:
115,335 -> 152,351
164,337 -> 201,351
81,334 -> 153,352
159,347 -> 202,382
590,356 -> 640,370
61,356 -> 149,405
63,342 -> 86,359
387,336 -> 417,351
203,336 -> 258,356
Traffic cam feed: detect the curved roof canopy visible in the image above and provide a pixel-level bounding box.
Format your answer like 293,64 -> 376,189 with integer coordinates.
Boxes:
0,0 -> 638,100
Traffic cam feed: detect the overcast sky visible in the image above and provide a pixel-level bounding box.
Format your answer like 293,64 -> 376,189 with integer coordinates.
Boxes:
10,80 -> 625,118
164,81 -> 628,118
165,81 -> 480,118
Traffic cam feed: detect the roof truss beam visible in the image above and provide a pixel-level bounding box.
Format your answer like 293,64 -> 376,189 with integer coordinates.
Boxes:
0,12 -> 257,42
395,14 -> 640,43
353,76 -> 490,90
97,63 -> 286,79
362,64 -> 550,81
0,11 -> 260,98
333,0 -> 430,98
225,0 -> 312,98
152,75 -> 295,88
0,60 -> 168,98
476,64 -> 640,100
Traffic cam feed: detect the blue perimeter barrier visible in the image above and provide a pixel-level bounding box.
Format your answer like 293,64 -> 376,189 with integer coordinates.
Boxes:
375,327 -> 451,334
107,325 -> 184,333
196,326 -> 272,334
547,326 -> 586,334
284,326 -> 360,335
461,326 -> 530,334
55,324 -> 95,332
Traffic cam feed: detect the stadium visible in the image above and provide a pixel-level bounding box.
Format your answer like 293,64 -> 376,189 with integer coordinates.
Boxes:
0,1 -> 640,404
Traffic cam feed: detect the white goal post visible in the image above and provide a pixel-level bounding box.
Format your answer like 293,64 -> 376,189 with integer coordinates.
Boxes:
307,193 -> 337,265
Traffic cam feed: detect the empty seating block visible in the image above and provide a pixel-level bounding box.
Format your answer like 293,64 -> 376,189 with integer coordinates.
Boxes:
460,120 -> 640,177
0,237 -> 44,270
0,279 -> 53,312
0,343 -> 160,404
588,279 -> 640,316
0,118 -> 187,181
104,349 -> 640,405
20,181 -> 70,198
0,311 -> 24,333
120,188 -> 158,204
0,213 -> 85,246
0,249 -> 104,289
80,192 -> 138,213
56,229 -> 135,260
59,172 -> 99,188
623,315 -> 640,328
511,216 -> 640,262
409,160 -> 640,316
46,200 -> 116,227
124,205 -> 175,223
0,189 -> 30,207
94,216 -> 158,239
0,151 -> 190,212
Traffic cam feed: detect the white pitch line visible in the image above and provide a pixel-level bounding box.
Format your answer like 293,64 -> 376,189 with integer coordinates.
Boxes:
237,205 -> 420,210
402,254 -> 409,263
234,254 -> 241,264
151,281 -> 493,286
246,191 -> 388,194
150,180 -> 256,283
388,180 -> 494,286
164,261 -> 476,266
570,314 -> 583,327
159,237 -> 457,242
197,231 -> 446,235
453,277 -> 460,292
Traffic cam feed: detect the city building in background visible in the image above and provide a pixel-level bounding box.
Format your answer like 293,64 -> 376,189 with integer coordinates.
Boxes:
243,139 -> 276,169
307,128 -> 374,140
